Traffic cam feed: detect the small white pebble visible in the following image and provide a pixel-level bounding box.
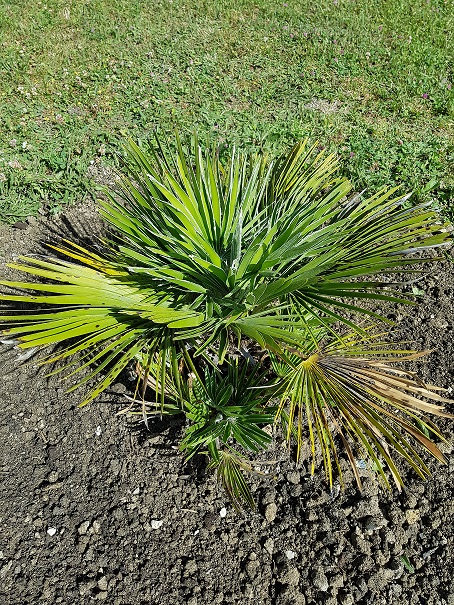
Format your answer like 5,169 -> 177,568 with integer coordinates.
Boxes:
95,426 -> 102,436
78,520 -> 90,535
219,507 -> 227,518
47,527 -> 57,537
285,550 -> 296,560
331,484 -> 341,499
132,487 -> 140,495
193,529 -> 199,536
150,519 -> 163,529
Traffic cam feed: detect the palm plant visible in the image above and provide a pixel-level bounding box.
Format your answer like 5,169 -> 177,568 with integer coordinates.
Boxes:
0,133 -> 452,509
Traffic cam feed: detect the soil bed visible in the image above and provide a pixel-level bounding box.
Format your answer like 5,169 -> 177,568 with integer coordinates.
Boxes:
0,203 -> 453,605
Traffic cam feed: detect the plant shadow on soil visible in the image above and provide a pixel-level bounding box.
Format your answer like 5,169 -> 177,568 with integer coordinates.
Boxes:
0,201 -> 453,605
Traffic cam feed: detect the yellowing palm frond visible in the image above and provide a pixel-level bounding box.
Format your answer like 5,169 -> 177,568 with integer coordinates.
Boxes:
278,343 -> 452,490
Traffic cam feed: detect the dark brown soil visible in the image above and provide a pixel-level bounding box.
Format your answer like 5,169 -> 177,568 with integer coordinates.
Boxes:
0,203 -> 453,605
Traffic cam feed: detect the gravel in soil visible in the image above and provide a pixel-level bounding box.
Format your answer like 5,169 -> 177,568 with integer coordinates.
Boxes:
0,203 -> 453,605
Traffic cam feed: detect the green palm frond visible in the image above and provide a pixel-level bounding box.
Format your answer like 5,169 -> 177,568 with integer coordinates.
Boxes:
208,447 -> 257,511
0,243 -> 203,406
180,362 -> 277,459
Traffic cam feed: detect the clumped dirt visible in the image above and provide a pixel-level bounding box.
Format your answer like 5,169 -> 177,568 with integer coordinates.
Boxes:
0,203 -> 453,605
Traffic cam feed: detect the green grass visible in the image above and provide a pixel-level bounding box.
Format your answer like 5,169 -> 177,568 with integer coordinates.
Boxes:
0,0 -> 453,223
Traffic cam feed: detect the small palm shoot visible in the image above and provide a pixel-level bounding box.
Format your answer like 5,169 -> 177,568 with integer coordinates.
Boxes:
0,133 -> 452,509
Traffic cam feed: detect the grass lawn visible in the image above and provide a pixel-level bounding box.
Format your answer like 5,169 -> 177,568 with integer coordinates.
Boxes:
0,0 -> 452,223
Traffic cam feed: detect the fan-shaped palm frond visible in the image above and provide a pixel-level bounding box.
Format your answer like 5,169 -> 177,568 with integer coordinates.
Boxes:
179,362 -> 277,460
275,338 -> 452,490
0,241 -> 203,405
208,447 -> 257,512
